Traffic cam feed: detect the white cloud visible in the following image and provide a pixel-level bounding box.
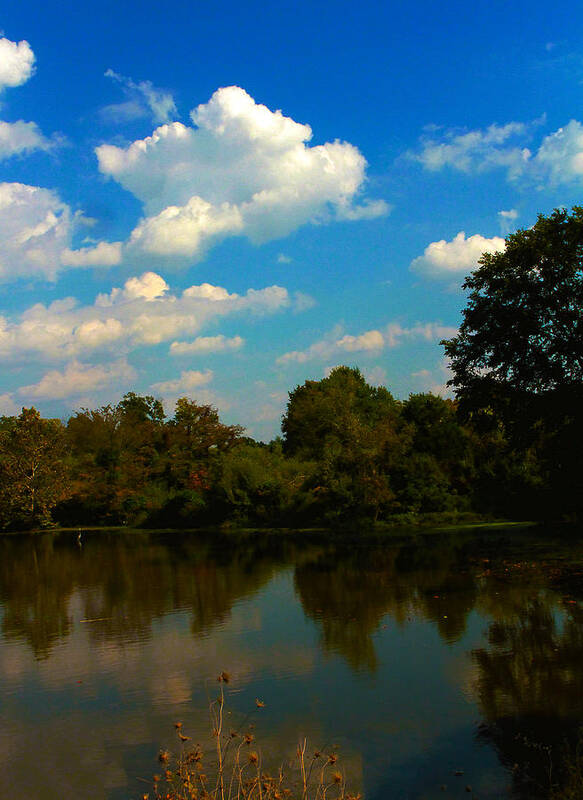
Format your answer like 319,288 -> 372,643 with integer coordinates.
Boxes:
96,86 -> 388,263
335,330 -> 384,352
335,199 -> 392,220
99,270 -> 169,303
410,231 -> 505,280
292,291 -> 316,312
363,366 -> 387,386
411,115 -> 583,187
277,253 -> 292,264
128,195 -> 243,257
0,272 -> 290,360
412,121 -> 532,177
150,369 -> 213,393
0,182 -> 122,281
0,37 -> 35,91
411,360 -> 454,398
169,335 -> 244,355
0,392 -> 19,415
0,182 -> 72,280
18,359 -> 136,400
0,120 -> 52,159
0,38 -> 55,161
498,208 -> 518,233
60,240 -> 122,267
104,69 -> 177,124
531,119 -> 583,184
277,321 -> 457,365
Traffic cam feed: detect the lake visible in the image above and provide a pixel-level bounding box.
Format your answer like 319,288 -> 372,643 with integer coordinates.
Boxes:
1,526 -> 582,799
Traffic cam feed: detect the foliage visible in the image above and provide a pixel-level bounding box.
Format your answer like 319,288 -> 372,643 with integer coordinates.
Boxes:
0,407 -> 71,529
443,206 -> 583,400
282,366 -> 399,460
217,440 -> 316,525
282,367 -> 406,521
443,206 -> 583,519
1,335 -> 579,528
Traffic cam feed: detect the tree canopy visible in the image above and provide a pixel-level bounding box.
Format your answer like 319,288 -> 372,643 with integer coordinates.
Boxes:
443,206 -> 583,517
443,207 -> 583,410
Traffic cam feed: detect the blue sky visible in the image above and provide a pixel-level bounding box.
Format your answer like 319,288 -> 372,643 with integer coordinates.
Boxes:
1,0 -> 583,439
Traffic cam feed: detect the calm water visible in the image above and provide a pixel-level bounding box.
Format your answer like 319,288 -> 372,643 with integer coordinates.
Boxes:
1,527 -> 583,800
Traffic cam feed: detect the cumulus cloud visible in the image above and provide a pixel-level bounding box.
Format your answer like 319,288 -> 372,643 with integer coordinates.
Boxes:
96,86 -> 388,263
0,37 -> 35,91
531,119 -> 583,184
410,231 -> 505,280
150,369 -> 213,393
0,120 -> 52,159
0,182 -> 123,281
103,69 -> 177,124
0,183 -> 73,280
0,272 -> 290,360
412,121 -> 532,177
18,359 -> 136,399
277,321 -> 457,365
411,115 -> 583,186
169,335 -> 244,355
335,330 -> 384,352
60,240 -> 123,267
0,37 -> 57,161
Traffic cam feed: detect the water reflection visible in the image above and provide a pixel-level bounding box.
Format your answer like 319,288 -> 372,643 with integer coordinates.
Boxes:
0,532 -> 296,657
1,527 -> 583,799
473,597 -> 583,797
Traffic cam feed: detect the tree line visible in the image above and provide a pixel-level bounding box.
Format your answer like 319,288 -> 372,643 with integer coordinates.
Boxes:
1,205 -> 581,530
0,366 -> 560,530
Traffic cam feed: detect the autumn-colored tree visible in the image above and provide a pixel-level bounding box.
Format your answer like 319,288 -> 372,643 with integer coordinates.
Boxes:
166,397 -> 244,490
0,407 -> 71,529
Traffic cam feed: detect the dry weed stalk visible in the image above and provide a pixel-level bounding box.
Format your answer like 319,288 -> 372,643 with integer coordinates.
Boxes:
142,673 -> 361,800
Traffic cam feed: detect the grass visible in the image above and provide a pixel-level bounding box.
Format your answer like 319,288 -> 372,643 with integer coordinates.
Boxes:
140,673 -> 360,800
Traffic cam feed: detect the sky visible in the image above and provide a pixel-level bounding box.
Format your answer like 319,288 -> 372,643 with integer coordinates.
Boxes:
1,0 -> 583,439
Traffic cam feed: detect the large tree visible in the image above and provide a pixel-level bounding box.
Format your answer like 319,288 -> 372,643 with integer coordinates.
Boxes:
442,206 -> 583,516
282,367 -> 404,519
0,408 -> 71,529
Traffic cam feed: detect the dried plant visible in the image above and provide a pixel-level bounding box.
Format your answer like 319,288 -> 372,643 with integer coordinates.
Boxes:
141,673 -> 361,800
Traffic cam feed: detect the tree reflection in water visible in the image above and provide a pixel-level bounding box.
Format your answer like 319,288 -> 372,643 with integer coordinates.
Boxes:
2,527 -> 583,798
473,596 -> 583,798
0,531 -> 298,658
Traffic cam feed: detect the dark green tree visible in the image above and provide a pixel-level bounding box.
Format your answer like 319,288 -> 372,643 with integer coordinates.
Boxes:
282,367 -> 404,520
64,393 -> 167,524
397,394 -> 473,512
443,207 -> 583,518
